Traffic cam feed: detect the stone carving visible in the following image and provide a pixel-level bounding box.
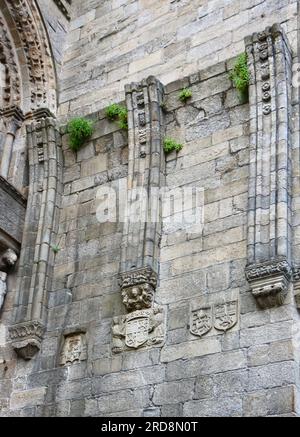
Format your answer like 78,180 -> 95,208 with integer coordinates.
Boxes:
120,267 -> 157,311
0,15 -> 21,107
120,267 -> 157,289
0,271 -> 7,311
245,260 -> 292,309
9,320 -> 44,360
5,0 -> 56,112
122,283 -> 154,312
112,307 -> 165,353
190,301 -> 238,337
214,301 -> 238,332
0,249 -> 18,311
190,306 -> 212,337
0,248 -> 18,271
60,333 -> 87,366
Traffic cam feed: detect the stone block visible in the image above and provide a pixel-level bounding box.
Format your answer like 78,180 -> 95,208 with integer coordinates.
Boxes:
153,380 -> 195,406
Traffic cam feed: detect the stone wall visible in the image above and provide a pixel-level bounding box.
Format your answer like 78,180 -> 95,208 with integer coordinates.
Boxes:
59,0 -> 298,117
1,53 -> 300,415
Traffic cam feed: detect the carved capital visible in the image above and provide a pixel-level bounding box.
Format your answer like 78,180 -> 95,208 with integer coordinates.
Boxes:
245,260 -> 292,309
120,267 -> 157,289
1,106 -> 24,135
9,321 -> 44,360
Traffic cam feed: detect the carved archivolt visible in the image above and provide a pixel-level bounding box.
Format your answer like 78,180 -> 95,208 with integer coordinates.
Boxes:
0,14 -> 21,107
0,0 -> 57,114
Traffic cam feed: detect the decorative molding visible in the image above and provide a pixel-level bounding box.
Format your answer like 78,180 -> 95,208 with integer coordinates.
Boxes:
4,0 -> 57,113
9,320 -> 45,360
0,175 -> 27,206
53,0 -> 71,21
244,24 -> 293,308
0,13 -> 21,107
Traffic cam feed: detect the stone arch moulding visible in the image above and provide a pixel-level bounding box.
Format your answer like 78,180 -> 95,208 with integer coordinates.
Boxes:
0,0 -> 57,115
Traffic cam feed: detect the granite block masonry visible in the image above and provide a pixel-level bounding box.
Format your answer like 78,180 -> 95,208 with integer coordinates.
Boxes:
0,0 -> 300,418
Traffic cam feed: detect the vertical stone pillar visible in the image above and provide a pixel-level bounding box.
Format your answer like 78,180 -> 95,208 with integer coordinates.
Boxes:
245,24 -> 293,308
9,108 -> 63,359
112,76 -> 166,353
0,105 -> 24,179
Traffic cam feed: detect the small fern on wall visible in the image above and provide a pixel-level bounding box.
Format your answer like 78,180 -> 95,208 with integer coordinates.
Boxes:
163,138 -> 183,154
105,103 -> 128,130
67,117 -> 94,152
229,53 -> 250,102
179,88 -> 192,103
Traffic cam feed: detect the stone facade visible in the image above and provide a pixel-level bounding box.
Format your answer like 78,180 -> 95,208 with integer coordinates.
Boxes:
0,0 -> 300,418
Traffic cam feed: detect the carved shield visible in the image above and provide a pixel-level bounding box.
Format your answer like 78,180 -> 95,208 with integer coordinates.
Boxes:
190,306 -> 212,337
125,313 -> 149,349
214,301 -> 238,332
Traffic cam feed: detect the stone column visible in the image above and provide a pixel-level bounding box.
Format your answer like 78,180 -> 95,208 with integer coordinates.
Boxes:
112,76 -> 166,353
245,24 -> 293,308
0,105 -> 24,179
9,108 -> 63,360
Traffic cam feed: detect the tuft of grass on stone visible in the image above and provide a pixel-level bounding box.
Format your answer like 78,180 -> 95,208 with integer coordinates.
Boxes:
67,117 -> 94,152
163,138 -> 183,154
229,52 -> 250,102
179,88 -> 192,103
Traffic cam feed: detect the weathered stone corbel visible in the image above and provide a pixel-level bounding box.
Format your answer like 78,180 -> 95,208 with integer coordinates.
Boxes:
244,24 -> 293,309
0,105 -> 25,179
112,77 -> 166,353
9,108 -> 62,359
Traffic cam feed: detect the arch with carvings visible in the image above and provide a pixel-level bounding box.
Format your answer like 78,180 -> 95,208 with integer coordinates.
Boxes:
0,0 -> 57,114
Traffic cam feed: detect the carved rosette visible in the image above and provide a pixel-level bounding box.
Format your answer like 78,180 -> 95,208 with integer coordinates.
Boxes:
9,321 -> 45,360
120,267 -> 157,311
245,260 -> 292,309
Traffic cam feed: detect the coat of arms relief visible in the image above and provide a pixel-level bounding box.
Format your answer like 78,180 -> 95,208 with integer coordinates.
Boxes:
112,267 -> 165,353
190,300 -> 238,338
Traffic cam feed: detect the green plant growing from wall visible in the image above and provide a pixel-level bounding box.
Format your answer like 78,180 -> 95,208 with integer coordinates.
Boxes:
229,52 -> 250,102
67,117 -> 94,152
105,103 -> 128,130
51,244 -> 61,254
179,88 -> 192,103
163,138 -> 183,154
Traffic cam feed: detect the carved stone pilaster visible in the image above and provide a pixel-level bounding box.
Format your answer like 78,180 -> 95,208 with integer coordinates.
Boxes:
9,321 -> 44,360
10,109 -> 62,359
245,24 -> 293,308
113,77 -> 166,352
